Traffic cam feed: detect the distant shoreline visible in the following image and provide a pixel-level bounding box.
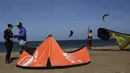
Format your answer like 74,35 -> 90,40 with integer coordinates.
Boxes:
1,45 -> 129,53
0,39 -> 106,43
0,39 -> 119,53
0,45 -> 117,54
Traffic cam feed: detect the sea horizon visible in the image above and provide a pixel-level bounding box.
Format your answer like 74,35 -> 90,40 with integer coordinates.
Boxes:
0,38 -> 105,43
0,39 -> 116,53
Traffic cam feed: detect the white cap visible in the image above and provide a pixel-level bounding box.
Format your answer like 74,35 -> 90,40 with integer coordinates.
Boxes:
16,22 -> 22,26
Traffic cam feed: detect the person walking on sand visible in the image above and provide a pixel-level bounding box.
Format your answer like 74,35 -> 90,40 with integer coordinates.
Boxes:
4,24 -> 13,63
87,25 -> 92,49
14,22 -> 27,54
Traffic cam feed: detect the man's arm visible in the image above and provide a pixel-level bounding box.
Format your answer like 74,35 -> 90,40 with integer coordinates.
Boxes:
88,25 -> 90,35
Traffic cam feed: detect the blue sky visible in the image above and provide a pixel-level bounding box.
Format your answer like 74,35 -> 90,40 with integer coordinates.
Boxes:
0,0 -> 130,41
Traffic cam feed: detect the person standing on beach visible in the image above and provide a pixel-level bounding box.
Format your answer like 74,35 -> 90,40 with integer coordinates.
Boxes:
14,22 -> 27,54
87,25 -> 92,49
4,24 -> 13,63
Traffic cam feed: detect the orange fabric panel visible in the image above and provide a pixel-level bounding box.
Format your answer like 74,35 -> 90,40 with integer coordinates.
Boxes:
16,35 -> 91,67
28,38 -> 49,67
49,36 -> 90,66
16,51 -> 32,66
72,47 -> 91,64
49,36 -> 72,66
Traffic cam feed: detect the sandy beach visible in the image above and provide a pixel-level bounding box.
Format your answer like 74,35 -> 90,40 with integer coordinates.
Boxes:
0,46 -> 130,73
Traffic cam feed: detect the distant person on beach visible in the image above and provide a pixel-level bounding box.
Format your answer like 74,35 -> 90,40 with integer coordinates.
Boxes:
14,22 -> 27,54
87,25 -> 92,49
4,24 -> 13,63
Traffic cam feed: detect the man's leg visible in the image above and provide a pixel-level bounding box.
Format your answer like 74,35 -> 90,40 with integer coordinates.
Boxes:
19,46 -> 22,54
19,40 -> 26,54
5,49 -> 10,62
87,39 -> 91,49
89,40 -> 92,49
8,44 -> 12,62
19,45 -> 25,54
5,42 -> 11,63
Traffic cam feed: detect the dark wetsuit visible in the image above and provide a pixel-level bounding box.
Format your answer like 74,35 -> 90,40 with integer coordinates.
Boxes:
4,29 -> 13,61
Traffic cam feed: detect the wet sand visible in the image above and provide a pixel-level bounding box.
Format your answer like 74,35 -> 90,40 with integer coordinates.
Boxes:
0,46 -> 130,73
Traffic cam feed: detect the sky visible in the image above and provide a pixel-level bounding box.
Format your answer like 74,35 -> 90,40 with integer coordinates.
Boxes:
0,0 -> 130,41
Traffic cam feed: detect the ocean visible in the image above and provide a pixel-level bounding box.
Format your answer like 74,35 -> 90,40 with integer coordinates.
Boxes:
0,39 -> 116,53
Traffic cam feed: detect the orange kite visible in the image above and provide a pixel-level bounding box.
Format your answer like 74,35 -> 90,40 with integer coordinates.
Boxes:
16,35 -> 91,68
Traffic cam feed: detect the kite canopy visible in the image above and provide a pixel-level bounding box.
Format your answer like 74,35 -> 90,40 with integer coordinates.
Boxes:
16,35 -> 91,69
98,28 -> 130,49
102,14 -> 109,21
98,28 -> 111,41
69,30 -> 73,37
